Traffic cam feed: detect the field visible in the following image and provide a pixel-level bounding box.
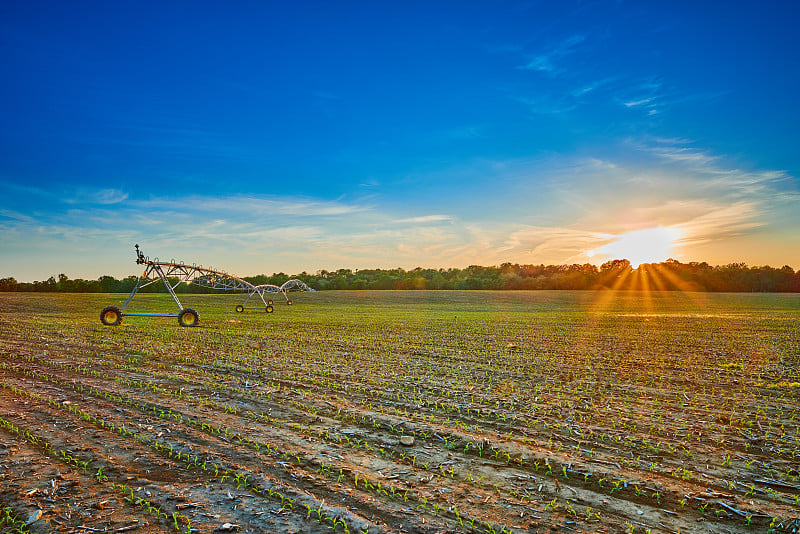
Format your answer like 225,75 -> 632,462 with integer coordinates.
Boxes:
1,290 -> 799,534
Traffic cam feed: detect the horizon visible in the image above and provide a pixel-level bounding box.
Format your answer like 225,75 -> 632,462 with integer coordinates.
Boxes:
6,255 -> 798,285
2,2 -> 799,280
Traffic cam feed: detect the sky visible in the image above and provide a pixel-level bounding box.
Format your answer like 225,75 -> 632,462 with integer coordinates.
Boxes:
1,1 -> 799,281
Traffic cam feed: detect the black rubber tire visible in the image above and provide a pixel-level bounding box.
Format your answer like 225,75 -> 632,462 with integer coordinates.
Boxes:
267,299 -> 273,305
100,306 -> 123,326
287,299 -> 293,305
235,305 -> 244,313
178,308 -> 200,327
265,305 -> 274,314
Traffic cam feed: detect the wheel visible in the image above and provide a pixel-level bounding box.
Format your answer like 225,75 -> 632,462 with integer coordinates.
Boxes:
178,308 -> 200,327
265,305 -> 274,313
100,306 -> 123,326
267,299 -> 273,305
287,299 -> 293,305
235,305 -> 244,313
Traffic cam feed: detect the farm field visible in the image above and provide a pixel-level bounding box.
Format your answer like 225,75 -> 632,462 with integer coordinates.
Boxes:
0,290 -> 799,534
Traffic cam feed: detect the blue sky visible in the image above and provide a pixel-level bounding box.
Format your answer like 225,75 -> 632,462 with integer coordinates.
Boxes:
2,1 -> 799,281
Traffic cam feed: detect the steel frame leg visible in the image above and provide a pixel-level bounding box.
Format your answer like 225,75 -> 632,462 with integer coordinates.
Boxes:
242,288 -> 269,308
256,288 -> 268,307
121,276 -> 144,312
154,264 -> 184,311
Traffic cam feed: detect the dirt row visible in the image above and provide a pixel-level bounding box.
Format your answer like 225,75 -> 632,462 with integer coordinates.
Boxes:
1,292 -> 798,534
2,340 -> 797,534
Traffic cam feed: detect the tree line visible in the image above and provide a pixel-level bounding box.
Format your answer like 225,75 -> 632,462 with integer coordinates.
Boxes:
2,259 -> 799,293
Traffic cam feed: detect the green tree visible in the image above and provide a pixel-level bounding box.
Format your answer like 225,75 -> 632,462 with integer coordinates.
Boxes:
0,277 -> 18,291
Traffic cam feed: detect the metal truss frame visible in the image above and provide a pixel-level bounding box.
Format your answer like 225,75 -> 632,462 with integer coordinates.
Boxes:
99,245 -> 312,327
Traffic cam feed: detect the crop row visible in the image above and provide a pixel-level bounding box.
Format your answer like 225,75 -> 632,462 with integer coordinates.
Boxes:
3,356 -> 792,532
0,363 -> 521,534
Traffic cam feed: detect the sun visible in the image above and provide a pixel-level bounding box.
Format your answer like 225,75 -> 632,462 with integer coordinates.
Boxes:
588,226 -> 683,268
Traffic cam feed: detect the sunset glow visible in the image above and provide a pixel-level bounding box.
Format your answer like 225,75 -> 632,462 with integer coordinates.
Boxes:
588,227 -> 683,269
1,3 -> 798,279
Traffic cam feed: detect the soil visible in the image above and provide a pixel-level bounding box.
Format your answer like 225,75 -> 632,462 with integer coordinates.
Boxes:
1,291 -> 799,533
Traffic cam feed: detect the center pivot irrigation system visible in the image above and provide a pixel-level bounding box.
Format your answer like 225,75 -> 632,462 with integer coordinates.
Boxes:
100,245 -> 313,327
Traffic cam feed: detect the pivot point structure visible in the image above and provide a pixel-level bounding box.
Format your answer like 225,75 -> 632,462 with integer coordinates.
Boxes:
100,245 -> 312,327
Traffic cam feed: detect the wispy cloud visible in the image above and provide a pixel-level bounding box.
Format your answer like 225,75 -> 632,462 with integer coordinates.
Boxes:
393,215 -> 452,224
137,195 -> 371,217
674,201 -> 764,246
513,95 -> 579,115
0,209 -> 36,223
617,78 -> 664,115
0,191 -> 382,278
640,138 -> 794,199
617,82 -> 727,118
93,189 -> 128,204
570,77 -> 617,98
514,76 -> 618,115
647,144 -> 719,166
2,138 -> 799,280
65,188 -> 129,205
2,182 -> 129,205
517,34 -> 586,75
623,97 -> 653,108
498,225 -> 608,264
0,181 -> 56,199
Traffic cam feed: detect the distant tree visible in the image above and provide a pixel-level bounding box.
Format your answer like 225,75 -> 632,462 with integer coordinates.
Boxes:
244,274 -> 270,286
368,275 -> 394,290
351,278 -> 367,290
329,276 -> 349,290
0,277 -> 18,291
429,272 -> 447,290
269,272 -> 290,286
98,275 -> 117,293
600,259 -> 632,272
2,259 -> 797,293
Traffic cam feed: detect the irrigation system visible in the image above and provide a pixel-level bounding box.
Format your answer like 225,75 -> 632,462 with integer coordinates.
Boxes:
100,245 -> 313,327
